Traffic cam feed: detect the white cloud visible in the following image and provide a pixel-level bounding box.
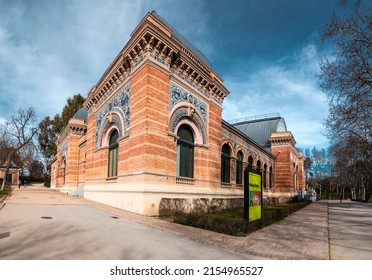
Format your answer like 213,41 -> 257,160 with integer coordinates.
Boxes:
222,43 -> 329,149
0,1 -> 144,120
0,0 -> 208,121
0,1 -> 331,151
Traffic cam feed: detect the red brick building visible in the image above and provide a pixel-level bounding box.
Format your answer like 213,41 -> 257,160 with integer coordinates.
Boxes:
0,161 -> 20,186
51,12 -> 305,215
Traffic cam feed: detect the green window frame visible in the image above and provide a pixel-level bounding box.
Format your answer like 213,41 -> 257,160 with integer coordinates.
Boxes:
269,166 -> 273,189
221,144 -> 231,183
108,130 -> 119,178
177,125 -> 194,178
236,151 -> 243,185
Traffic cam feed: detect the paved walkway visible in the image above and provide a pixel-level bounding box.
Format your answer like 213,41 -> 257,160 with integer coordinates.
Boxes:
0,185 -> 259,260
1,185 -> 372,259
328,200 -> 372,259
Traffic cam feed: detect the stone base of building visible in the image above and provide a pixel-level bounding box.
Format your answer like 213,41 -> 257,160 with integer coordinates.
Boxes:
53,186 -> 84,197
158,197 -> 245,216
49,182 -> 299,216
263,192 -> 299,205
83,182 -> 246,216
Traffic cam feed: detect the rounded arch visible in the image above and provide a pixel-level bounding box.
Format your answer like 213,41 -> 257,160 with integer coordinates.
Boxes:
256,160 -> 262,171
60,155 -> 67,185
236,150 -> 244,161
101,123 -> 120,147
263,163 -> 268,188
169,105 -> 207,145
60,156 -> 66,168
98,111 -> 125,148
107,128 -> 119,178
247,155 -> 254,169
269,165 -> 273,189
221,143 -> 232,183
221,141 -> 234,155
222,143 -> 232,155
234,147 -> 246,161
109,129 -> 119,146
175,117 -> 203,145
236,150 -> 244,186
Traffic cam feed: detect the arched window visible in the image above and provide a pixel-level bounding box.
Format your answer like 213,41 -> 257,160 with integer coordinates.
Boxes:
248,156 -> 253,169
177,125 -> 194,178
263,164 -> 267,188
256,160 -> 261,172
221,144 -> 231,183
294,165 -> 298,190
61,157 -> 66,185
269,166 -> 273,189
108,129 -> 119,177
236,151 -> 243,185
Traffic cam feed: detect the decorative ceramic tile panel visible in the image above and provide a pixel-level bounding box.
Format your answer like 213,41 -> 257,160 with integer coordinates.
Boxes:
169,82 -> 208,125
95,83 -> 130,148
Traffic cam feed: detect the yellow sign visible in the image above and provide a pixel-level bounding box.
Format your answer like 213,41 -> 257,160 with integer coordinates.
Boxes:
249,171 -> 261,221
249,172 -> 261,191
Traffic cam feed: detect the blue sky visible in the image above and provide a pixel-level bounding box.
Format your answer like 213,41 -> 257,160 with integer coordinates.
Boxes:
0,0 -> 343,150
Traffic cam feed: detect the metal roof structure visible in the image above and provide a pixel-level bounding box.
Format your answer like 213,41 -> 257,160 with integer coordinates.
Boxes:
73,107 -> 88,121
151,11 -> 212,69
229,113 -> 287,150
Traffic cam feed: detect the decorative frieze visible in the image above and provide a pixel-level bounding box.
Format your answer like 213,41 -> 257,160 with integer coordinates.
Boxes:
150,54 -> 169,67
95,83 -> 130,148
170,68 -> 210,99
133,55 -> 147,68
170,82 -> 208,125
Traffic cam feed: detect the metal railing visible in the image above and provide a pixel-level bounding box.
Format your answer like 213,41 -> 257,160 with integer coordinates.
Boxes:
228,112 -> 280,125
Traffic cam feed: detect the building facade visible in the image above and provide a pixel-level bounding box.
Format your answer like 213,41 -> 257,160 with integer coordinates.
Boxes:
51,12 -> 305,215
0,161 -> 20,186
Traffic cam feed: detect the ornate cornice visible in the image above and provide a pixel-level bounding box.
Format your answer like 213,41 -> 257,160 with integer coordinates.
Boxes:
271,139 -> 291,146
84,12 -> 229,113
57,119 -> 87,144
270,131 -> 296,147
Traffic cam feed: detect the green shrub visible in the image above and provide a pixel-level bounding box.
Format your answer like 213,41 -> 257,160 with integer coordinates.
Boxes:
171,201 -> 310,236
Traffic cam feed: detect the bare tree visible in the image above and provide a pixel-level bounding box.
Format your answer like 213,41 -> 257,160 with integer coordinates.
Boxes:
320,2 -> 371,140
319,0 -> 372,196
0,107 -> 39,191
320,0 -> 371,137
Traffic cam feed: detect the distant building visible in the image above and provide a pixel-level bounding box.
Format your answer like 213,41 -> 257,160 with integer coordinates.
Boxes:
50,11 -> 305,215
0,160 -> 20,186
